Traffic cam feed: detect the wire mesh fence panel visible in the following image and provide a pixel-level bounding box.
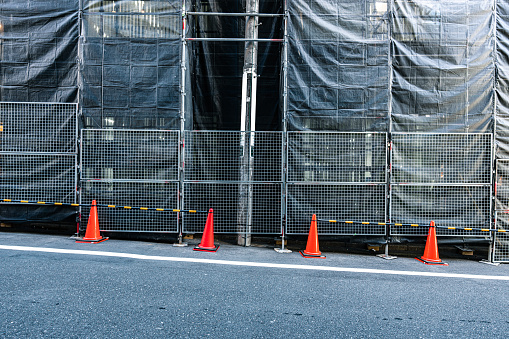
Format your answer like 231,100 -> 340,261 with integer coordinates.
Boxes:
0,102 -> 77,153
391,133 -> 492,184
184,131 -> 283,182
80,181 -> 178,232
184,131 -> 241,181
286,184 -> 386,235
287,132 -> 387,183
495,159 -> 509,211
494,211 -> 509,262
390,185 -> 491,236
286,132 -> 387,235
390,133 -> 492,236
0,154 -> 76,203
81,129 -> 179,181
0,102 -> 77,207
183,131 -> 283,234
494,160 -> 509,262
79,129 -> 180,232
252,133 -> 284,182
182,183 -> 282,234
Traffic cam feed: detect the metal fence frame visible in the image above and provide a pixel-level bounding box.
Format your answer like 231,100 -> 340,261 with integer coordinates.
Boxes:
182,131 -> 284,234
0,102 -> 78,204
390,133 -> 493,237
285,131 -> 388,235
0,121 -> 502,243
494,159 -> 509,262
79,129 -> 180,233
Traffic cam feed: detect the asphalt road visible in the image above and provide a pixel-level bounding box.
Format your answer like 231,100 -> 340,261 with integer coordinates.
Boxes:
1,232 -> 508,338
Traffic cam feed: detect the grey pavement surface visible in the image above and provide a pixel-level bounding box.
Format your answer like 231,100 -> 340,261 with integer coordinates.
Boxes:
1,231 -> 508,338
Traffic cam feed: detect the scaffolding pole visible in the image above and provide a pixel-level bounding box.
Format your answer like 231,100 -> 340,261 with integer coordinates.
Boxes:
238,0 -> 259,246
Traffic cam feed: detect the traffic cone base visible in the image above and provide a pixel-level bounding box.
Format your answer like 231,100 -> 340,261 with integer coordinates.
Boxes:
300,250 -> 325,259
194,245 -> 220,252
415,257 -> 448,266
76,237 -> 109,244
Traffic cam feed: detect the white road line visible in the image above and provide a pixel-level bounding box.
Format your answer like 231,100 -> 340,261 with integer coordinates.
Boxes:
0,244 -> 507,281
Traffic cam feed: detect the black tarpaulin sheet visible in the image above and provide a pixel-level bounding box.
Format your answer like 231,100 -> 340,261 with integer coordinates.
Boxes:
80,0 -> 181,129
0,0 -> 79,102
287,0 -> 389,131
0,204 -> 76,224
391,0 -> 493,133
286,0 -> 494,133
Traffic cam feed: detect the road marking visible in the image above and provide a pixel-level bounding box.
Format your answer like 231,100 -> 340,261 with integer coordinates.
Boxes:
0,244 -> 508,281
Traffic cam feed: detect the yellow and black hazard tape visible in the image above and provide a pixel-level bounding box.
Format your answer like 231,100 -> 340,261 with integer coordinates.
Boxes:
318,218 -> 507,233
1,199 -> 207,214
434,225 -> 506,233
318,219 -> 426,228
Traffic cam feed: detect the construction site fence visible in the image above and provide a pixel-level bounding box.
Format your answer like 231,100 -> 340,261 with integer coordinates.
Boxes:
3,120 -> 509,261
76,130 -> 495,238
0,122 -> 497,237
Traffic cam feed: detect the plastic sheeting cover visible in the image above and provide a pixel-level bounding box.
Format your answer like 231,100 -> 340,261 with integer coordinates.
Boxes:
81,0 -> 181,129
287,0 -> 494,133
0,0 -> 79,102
496,0 -> 509,158
287,0 -> 389,131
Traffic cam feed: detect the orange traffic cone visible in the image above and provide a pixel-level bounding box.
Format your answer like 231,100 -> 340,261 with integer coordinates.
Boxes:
300,214 -> 325,258
76,200 -> 108,243
194,209 -> 219,252
415,221 -> 447,266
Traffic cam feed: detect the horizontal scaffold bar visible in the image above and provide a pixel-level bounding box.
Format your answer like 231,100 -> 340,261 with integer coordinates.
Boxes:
186,12 -> 284,17
185,38 -> 283,42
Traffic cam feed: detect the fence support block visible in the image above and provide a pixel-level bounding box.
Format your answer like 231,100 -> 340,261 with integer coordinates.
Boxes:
376,242 -> 397,260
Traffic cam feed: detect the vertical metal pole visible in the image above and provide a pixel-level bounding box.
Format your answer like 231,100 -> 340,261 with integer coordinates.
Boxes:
378,3 -> 396,259
275,1 -> 291,253
76,0 -> 83,236
377,133 -> 396,259
491,0 -> 499,263
75,106 -> 81,237
486,0 -> 501,265
238,0 -> 260,246
480,212 -> 500,265
387,0 -> 393,245
174,1 -> 188,247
